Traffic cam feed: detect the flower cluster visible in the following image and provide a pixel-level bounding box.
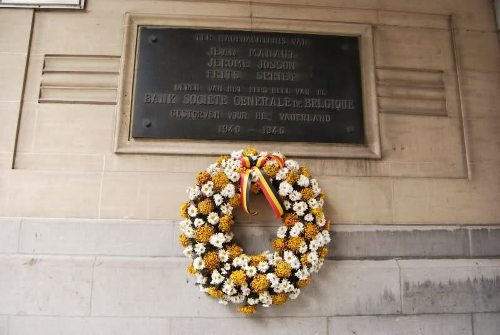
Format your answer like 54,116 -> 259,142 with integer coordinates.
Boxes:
179,148 -> 331,314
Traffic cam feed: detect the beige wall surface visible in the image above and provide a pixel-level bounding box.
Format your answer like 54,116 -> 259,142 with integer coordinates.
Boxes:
0,0 -> 499,225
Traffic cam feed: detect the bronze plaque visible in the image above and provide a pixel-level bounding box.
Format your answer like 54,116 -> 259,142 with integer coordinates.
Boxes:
131,27 -> 365,144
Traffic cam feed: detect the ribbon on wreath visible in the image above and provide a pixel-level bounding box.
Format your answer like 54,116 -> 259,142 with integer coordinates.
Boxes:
239,154 -> 285,218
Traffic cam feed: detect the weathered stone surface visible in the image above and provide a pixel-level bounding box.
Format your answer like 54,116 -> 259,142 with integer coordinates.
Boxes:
473,313 -> 500,335
8,316 -> 170,335
329,314 -> 472,335
171,317 -> 327,335
470,227 -> 500,257
91,258 -> 400,317
0,255 -> 93,316
400,259 -> 500,314
19,218 -> 175,256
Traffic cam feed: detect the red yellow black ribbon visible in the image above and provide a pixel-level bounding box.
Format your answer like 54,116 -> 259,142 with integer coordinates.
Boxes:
239,154 -> 285,218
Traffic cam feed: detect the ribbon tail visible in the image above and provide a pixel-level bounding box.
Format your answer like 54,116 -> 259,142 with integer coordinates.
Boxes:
240,169 -> 257,216
255,168 -> 285,218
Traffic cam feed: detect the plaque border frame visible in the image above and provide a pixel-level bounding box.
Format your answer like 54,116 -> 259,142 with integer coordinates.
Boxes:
115,13 -> 381,159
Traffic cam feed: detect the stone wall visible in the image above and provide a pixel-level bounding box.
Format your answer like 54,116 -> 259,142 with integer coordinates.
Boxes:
0,0 -> 499,334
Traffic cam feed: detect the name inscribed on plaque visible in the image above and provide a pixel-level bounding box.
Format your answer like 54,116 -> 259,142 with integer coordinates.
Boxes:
131,27 -> 365,144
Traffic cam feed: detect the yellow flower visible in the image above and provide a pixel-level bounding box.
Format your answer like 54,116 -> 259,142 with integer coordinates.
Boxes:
286,237 -> 305,252
187,263 -> 197,275
250,183 -> 261,194
218,215 -> 234,233
226,244 -> 243,259
300,188 -> 314,201
304,223 -> 319,240
300,253 -> 310,266
250,274 -> 270,293
180,202 -> 189,218
207,287 -> 224,299
263,164 -> 279,178
242,147 -> 258,156
272,238 -> 286,251
272,293 -> 288,305
297,278 -> 312,288
325,219 -> 331,231
197,198 -> 214,215
196,171 -> 211,185
299,166 -> 311,178
195,225 -> 214,243
203,251 -> 220,271
229,194 -> 241,207
238,305 -> 256,314
178,234 -> 190,247
319,247 -> 329,259
285,171 -> 299,185
249,255 -> 267,266
213,172 -> 229,190
229,269 -> 247,286
311,208 -> 323,218
275,260 -> 292,278
283,213 -> 299,227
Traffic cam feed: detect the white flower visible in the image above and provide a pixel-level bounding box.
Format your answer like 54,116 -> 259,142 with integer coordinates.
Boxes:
241,283 -> 251,296
218,299 -> 228,305
283,200 -> 291,210
296,268 -> 310,280
289,190 -> 302,201
289,258 -> 301,269
179,219 -> 191,230
187,186 -> 201,200
322,230 -> 331,243
289,289 -> 301,299
183,246 -> 194,258
247,297 -> 259,305
293,201 -> 308,216
194,243 -> 206,255
207,212 -> 220,225
193,257 -> 205,270
201,181 -> 214,197
278,181 -> 293,197
257,261 -> 270,273
231,150 -> 243,159
304,213 -> 314,222
317,215 -> 326,227
299,242 -> 308,254
196,273 -> 207,285
309,239 -> 320,251
312,185 -> 321,197
209,233 -> 225,248
224,263 -> 231,271
211,270 -> 224,285
183,226 -> 194,238
207,163 -> 218,174
307,252 -> 319,265
245,266 -> 257,278
285,160 -> 299,171
229,171 -> 240,182
222,280 -> 237,295
220,204 -> 233,216
277,226 -> 287,238
221,184 -> 235,198
225,232 -> 234,242
187,205 -> 198,217
297,174 -> 310,187
275,167 -> 289,181
259,291 -> 272,305
218,249 -> 229,262
193,218 -> 204,227
230,295 -> 245,304
290,222 -> 304,237
307,198 -> 319,209
213,194 -> 223,206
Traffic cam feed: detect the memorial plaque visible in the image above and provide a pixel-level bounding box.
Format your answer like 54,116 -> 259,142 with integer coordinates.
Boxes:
131,27 -> 365,144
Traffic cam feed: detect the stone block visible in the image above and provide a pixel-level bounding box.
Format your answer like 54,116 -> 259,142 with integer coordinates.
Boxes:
0,170 -> 101,218
473,313 -> 500,335
461,71 -> 500,120
332,225 -> 470,259
0,101 -> 20,153
14,153 -> 105,172
466,118 -> 500,163
8,316 -> 170,335
171,317 -> 327,335
400,259 -> 500,314
329,314 -> 472,335
0,255 -> 93,316
0,217 -> 21,253
19,218 -> 175,257
0,9 -> 33,53
457,31 -> 500,72
469,227 -> 500,257
91,258 -> 400,317
0,53 -> 26,102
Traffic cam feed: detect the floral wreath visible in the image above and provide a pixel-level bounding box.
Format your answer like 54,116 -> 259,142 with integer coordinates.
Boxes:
179,148 -> 331,314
